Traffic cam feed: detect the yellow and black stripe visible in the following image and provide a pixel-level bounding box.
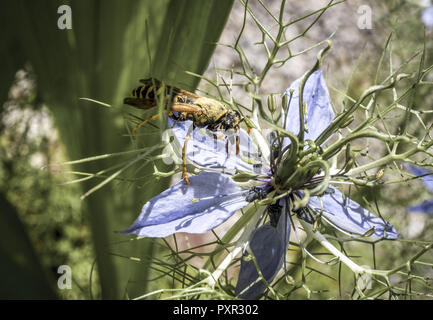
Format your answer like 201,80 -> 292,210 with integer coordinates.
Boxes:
126,78 -> 188,108
132,79 -> 165,99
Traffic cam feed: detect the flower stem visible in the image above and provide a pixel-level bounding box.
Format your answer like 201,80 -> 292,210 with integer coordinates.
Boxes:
300,220 -> 365,274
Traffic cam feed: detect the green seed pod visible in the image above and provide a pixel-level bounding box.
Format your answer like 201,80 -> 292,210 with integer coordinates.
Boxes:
351,147 -> 364,152
242,117 -> 257,129
352,178 -> 367,186
344,158 -> 355,173
303,101 -> 309,132
267,94 -> 276,113
282,94 -> 289,112
362,226 -> 376,237
345,144 -> 352,162
339,115 -> 355,128
325,145 -> 343,159
313,215 -> 322,232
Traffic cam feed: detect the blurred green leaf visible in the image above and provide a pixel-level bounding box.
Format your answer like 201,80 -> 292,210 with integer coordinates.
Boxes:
0,1 -> 24,103
0,193 -> 57,299
153,0 -> 233,89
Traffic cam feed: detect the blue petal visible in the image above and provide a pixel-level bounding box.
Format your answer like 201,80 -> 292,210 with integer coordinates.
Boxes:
235,225 -> 283,299
422,6 -> 433,28
282,70 -> 335,143
406,164 -> 433,193
235,203 -> 290,299
276,203 -> 291,248
168,118 -> 266,174
122,172 -> 248,237
308,188 -> 399,239
407,199 -> 433,214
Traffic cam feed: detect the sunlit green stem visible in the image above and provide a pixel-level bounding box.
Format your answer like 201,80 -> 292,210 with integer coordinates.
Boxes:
386,243 -> 433,276
347,139 -> 433,176
60,146 -> 157,165
300,220 -> 365,275
321,130 -> 413,160
79,147 -> 163,200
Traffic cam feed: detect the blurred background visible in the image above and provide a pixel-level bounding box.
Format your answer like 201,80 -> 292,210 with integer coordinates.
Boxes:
1,0 -> 433,299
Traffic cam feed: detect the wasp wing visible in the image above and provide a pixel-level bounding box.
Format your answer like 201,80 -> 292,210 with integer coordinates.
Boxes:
139,78 -> 162,86
123,97 -> 156,109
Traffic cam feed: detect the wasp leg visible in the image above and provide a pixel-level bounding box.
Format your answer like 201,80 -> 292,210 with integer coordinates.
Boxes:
212,132 -> 233,157
131,113 -> 160,137
213,132 -> 224,139
131,109 -> 177,137
210,133 -> 218,153
236,134 -> 240,155
170,102 -> 200,113
183,135 -> 190,185
177,89 -> 201,100
182,125 -> 194,185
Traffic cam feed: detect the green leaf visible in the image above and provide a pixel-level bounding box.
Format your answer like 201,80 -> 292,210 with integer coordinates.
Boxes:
0,193 -> 57,299
1,0 -> 233,299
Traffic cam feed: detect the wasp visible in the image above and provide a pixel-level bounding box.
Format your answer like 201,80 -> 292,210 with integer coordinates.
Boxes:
124,78 -> 243,184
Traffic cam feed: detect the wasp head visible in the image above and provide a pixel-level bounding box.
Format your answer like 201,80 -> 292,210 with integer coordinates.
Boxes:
222,110 -> 242,130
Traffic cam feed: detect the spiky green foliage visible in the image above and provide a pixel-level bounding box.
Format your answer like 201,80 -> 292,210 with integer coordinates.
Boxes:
0,0 -> 233,299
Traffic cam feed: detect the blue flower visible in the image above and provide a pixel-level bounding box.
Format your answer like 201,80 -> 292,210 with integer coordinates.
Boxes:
234,70 -> 399,299
121,70 -> 399,299
276,71 -> 397,240
406,164 -> 433,214
422,6 -> 433,28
